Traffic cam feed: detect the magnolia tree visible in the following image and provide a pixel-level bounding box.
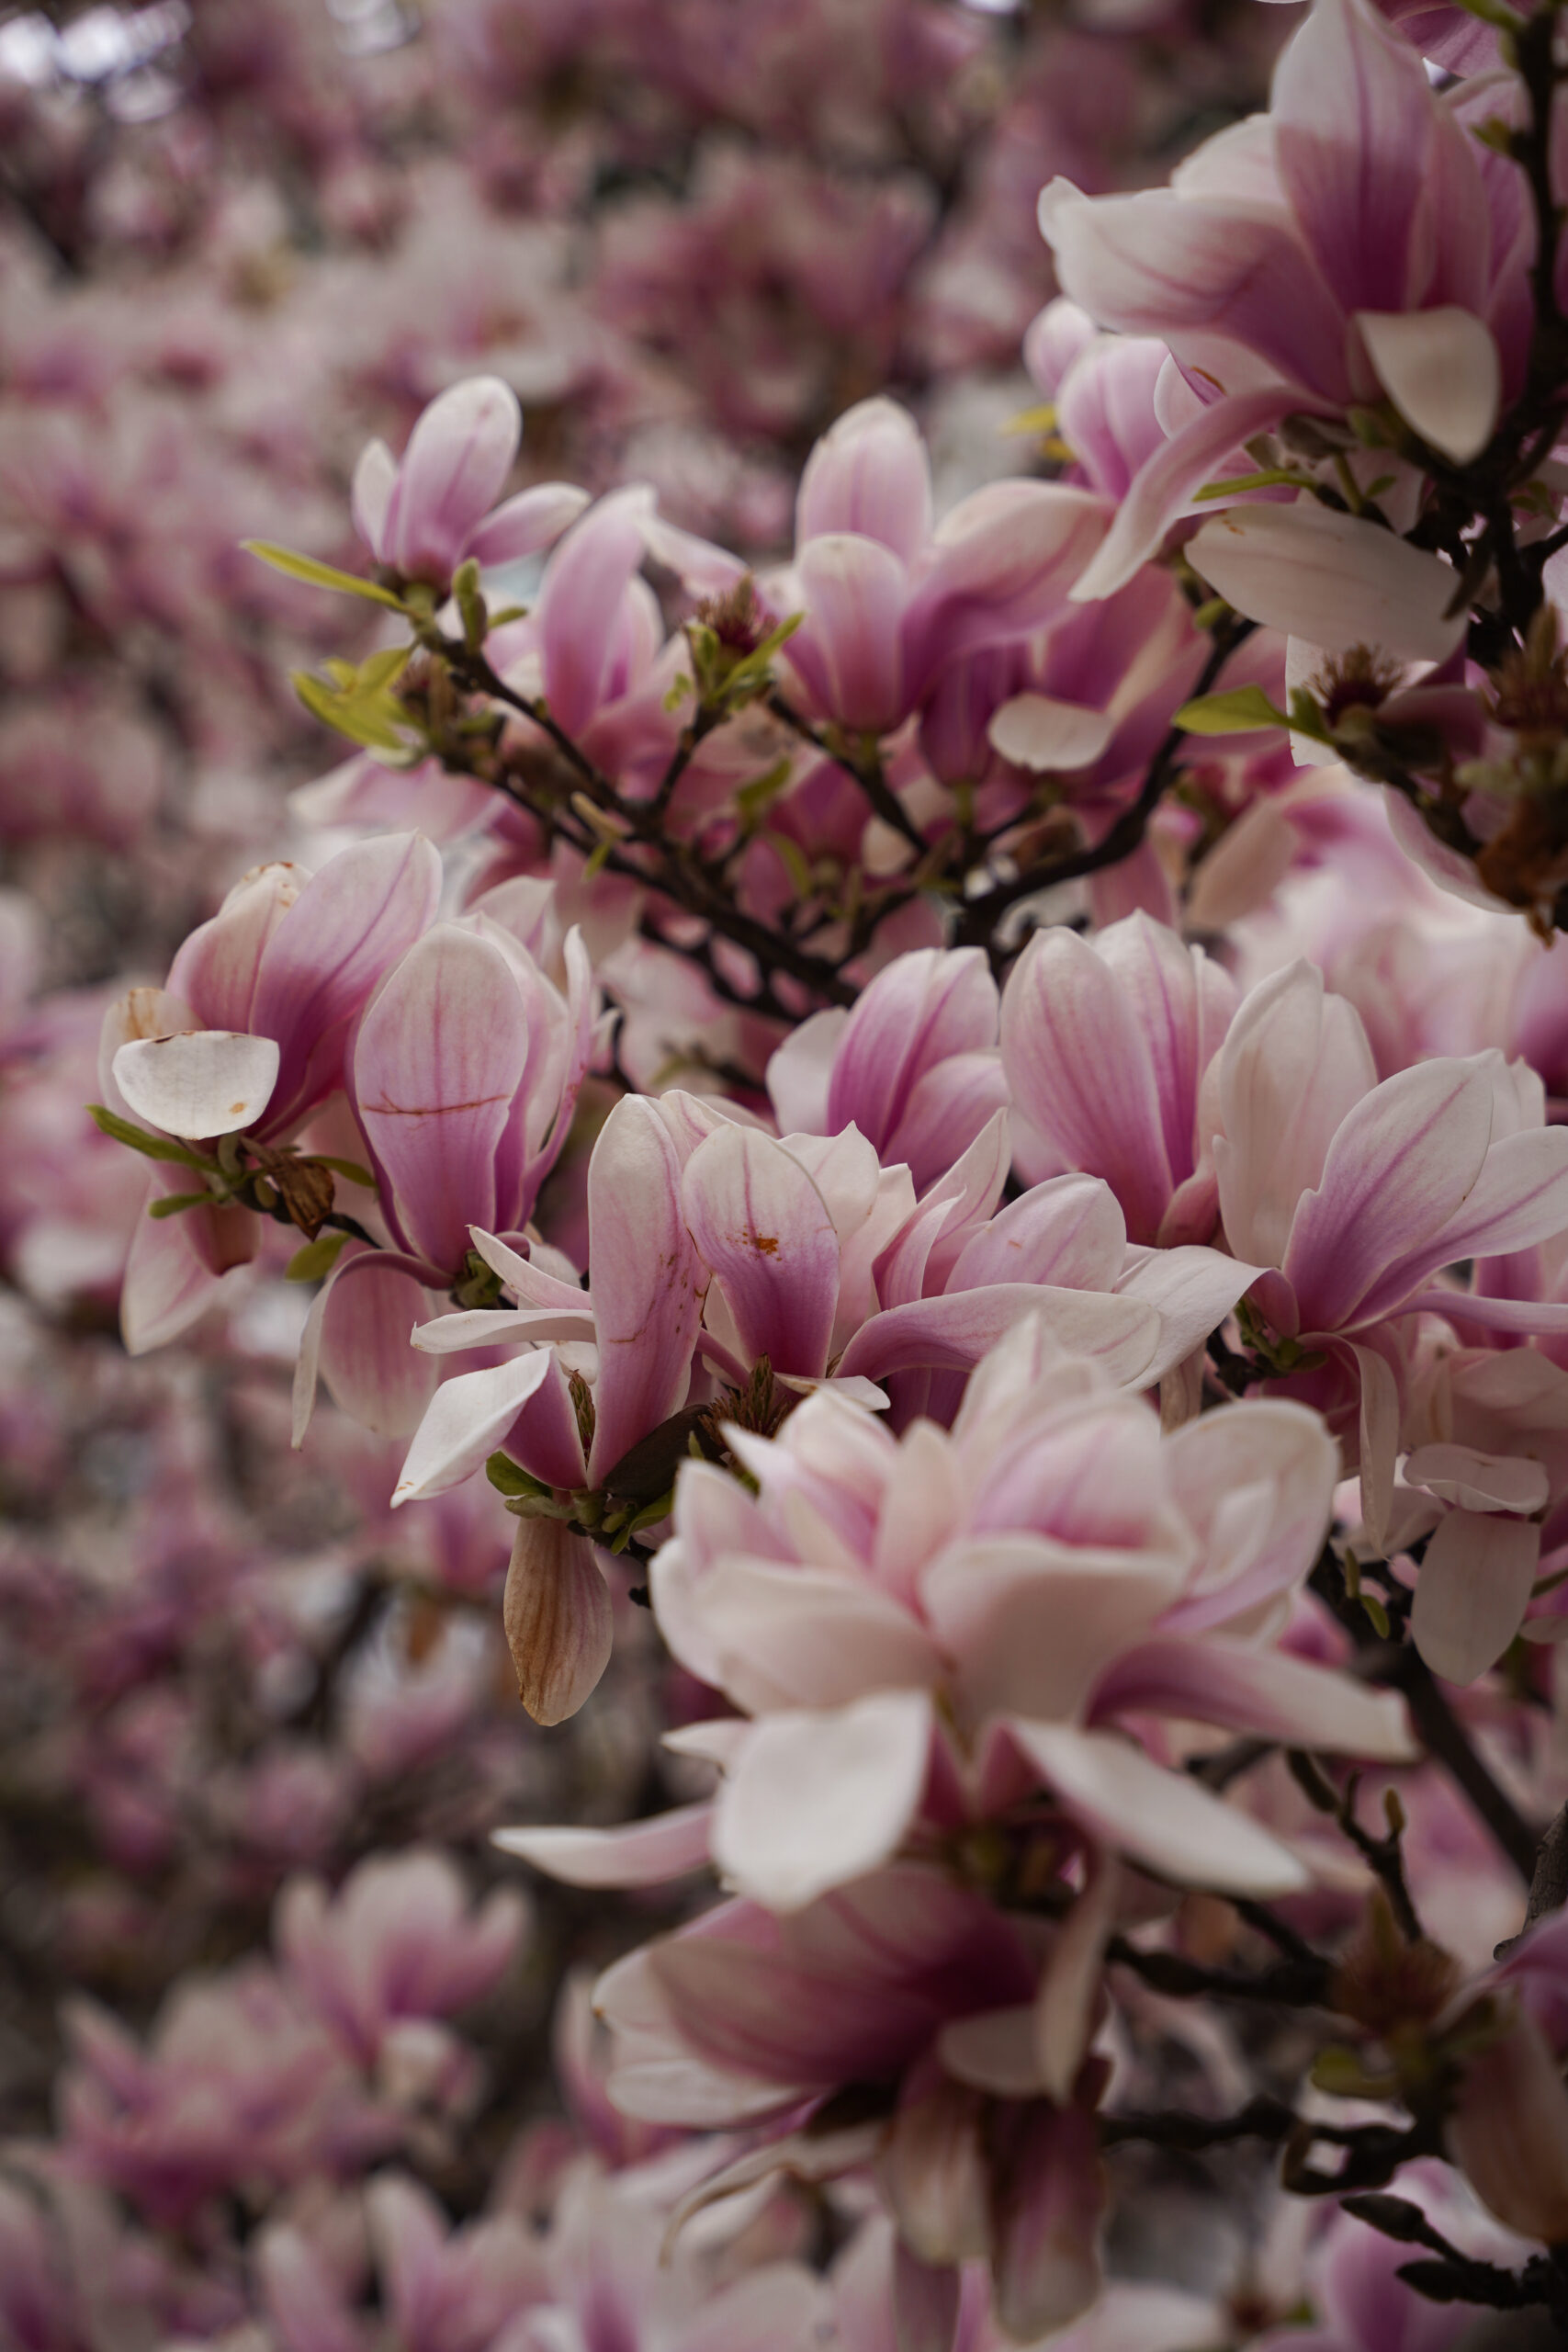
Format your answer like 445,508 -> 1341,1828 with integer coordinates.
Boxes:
13,0 -> 1568,2342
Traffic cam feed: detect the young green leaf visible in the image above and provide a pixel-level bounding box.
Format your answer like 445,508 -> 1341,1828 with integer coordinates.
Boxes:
88,1104 -> 213,1170
243,540 -> 410,612
1174,685 -> 1289,736
148,1191 -> 216,1219
285,1231 -> 349,1283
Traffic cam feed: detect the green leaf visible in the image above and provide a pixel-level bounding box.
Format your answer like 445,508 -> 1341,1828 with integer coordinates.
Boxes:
1174,685 -> 1289,736
285,1231 -> 348,1283
293,644 -> 419,757
89,1103 -> 212,1170
487,1452 -> 549,1500
311,1156 -> 376,1187
243,540 -> 410,612
148,1191 -> 216,1219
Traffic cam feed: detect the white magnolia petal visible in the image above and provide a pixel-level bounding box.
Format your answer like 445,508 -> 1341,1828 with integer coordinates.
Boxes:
493,1801 -> 715,1887
1410,1507 -> 1541,1687
1357,307 -> 1501,467
1186,502 -> 1466,664
1008,1720 -> 1309,1897
1403,1443 -> 1551,1517
987,694 -> 1115,773
711,1690 -> 933,1912
391,1349 -> 555,1503
112,1030 -> 279,1140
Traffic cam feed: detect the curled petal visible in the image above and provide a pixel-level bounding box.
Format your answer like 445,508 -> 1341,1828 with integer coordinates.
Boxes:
113,1030 -> 279,1141
493,1802 -> 715,1888
1411,1508 -> 1541,1686
1357,308 -> 1501,466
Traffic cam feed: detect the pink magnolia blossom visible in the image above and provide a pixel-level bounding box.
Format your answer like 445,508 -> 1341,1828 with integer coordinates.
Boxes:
500,1322 -> 1409,1918
999,912 -> 1237,1248
351,374 -> 588,588
276,1849 -> 528,2071
102,832 -> 442,1355
291,888 -> 596,1445
1040,0 -> 1531,594
582,1865 -> 1111,2338
770,397 -> 1109,737
1211,961 -> 1568,1535
765,946 -> 1007,1196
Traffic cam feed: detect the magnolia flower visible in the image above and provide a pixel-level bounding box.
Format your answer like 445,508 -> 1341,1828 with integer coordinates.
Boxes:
1211,961 -> 1568,1538
770,397 -> 1109,736
500,1322 -> 1410,1917
765,946 -> 1007,1196
351,375 -> 587,589
1041,0 -> 1530,596
999,912 -> 1236,1248
291,891 -> 596,1445
101,833 -> 441,1355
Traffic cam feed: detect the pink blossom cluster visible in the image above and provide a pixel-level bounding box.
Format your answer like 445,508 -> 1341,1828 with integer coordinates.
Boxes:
16,0 -> 1568,2342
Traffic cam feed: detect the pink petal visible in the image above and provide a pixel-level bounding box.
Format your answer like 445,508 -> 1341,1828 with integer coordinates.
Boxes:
253,832 -> 443,1135
584,1096 -> 705,1484
712,1691 -> 934,1912
1159,1398 -> 1337,1632
316,1260 -> 441,1441
463,481 -> 590,570
991,2099 -> 1105,2344
1068,384 -> 1317,602
119,1176 -> 256,1355
1185,502 -> 1468,665
353,923 -> 528,1274
351,436 -> 397,559
168,861 -> 301,1035
900,482 -> 1107,698
540,489 -> 656,737
784,535 -> 908,732
922,1534 -> 1186,1728
1357,308 -> 1500,465
1089,1635 -> 1415,1755
796,397 -> 933,565
682,1126 -> 840,1380
1281,1056 -> 1495,1331
1113,1245 -> 1262,1382
1411,1508 -> 1541,1686
1356,1120 -> 1568,1322
1038,177 -> 1346,399
945,1175 -> 1127,1295
836,1284 -> 1159,1389
492,1802 -> 715,1888
1006,1720 -> 1310,1895
650,1554 -> 942,1716
1214,960 -> 1379,1271
386,376 -> 522,582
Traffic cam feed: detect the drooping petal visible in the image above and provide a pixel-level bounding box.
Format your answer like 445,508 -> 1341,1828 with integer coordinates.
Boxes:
1007,1721 -> 1309,1896
1068,383 -> 1319,603
120,1177 -> 256,1354
711,1691 -> 934,1912
350,436 -> 397,559
1410,1508 -> 1541,1686
1186,502 -> 1467,665
112,1030 -> 279,1140
682,1125 -> 840,1380
991,2099 -> 1105,2344
988,695 -> 1115,772
503,1518 -> 613,1724
539,488 -> 656,737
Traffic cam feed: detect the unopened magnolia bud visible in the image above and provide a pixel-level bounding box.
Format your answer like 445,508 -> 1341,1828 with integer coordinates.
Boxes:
503,1518 -> 612,1726
1447,2006 -> 1568,2245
